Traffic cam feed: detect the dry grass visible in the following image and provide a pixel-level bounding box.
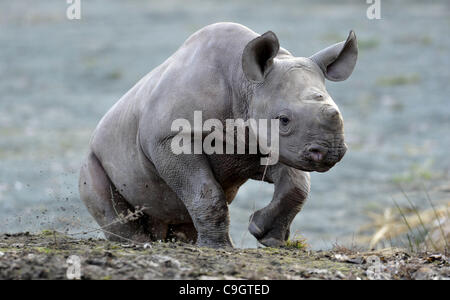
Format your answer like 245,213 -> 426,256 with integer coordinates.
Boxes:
359,190 -> 449,253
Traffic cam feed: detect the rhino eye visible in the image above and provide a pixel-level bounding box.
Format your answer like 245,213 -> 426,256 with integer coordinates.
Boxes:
313,93 -> 323,101
279,116 -> 290,126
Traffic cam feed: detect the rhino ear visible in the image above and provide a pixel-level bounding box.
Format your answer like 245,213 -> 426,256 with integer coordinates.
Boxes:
242,31 -> 280,83
309,30 -> 358,82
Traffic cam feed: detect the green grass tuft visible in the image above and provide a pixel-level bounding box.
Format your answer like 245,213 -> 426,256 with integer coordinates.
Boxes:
285,234 -> 308,250
41,230 -> 54,236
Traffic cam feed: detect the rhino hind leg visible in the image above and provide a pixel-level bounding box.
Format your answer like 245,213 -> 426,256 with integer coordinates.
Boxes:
79,152 -> 167,243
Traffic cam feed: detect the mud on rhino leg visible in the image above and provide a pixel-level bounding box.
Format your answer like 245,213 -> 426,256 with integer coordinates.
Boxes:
79,152 -> 168,242
249,165 -> 310,247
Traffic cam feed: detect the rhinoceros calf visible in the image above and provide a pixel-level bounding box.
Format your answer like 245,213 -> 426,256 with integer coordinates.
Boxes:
79,22 -> 357,248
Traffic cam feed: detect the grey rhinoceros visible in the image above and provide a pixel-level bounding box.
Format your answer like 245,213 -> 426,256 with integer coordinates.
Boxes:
79,22 -> 358,248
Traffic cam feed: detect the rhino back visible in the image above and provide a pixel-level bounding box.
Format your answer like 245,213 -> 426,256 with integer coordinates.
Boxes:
138,23 -> 259,143
87,23 -> 259,211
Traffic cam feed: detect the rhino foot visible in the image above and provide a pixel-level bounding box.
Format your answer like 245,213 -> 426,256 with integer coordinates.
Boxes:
248,211 -> 289,248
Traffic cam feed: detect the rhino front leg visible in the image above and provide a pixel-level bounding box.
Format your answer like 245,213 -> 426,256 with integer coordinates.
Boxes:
147,141 -> 233,248
249,165 -> 310,247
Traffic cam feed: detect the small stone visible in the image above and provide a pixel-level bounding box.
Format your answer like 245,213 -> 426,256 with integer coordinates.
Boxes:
347,257 -> 365,264
152,255 -> 181,269
224,265 -> 238,275
426,254 -> 446,263
183,246 -> 200,253
270,259 -> 281,266
333,254 -> 349,262
199,275 -> 220,280
335,271 -> 346,279
223,275 -> 243,280
309,269 -> 329,275
413,266 -> 438,280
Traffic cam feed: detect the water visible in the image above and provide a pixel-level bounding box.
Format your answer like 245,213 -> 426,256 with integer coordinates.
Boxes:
1,0 -> 449,249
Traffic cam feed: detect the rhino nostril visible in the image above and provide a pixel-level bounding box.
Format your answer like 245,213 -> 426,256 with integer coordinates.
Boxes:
307,145 -> 328,162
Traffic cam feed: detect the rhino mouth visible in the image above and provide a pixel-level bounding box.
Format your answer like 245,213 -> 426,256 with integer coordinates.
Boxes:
304,143 -> 347,172
279,157 -> 335,173
280,142 -> 347,172
305,161 -> 337,173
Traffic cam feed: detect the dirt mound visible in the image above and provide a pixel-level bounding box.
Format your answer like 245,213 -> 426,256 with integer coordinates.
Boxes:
0,232 -> 448,280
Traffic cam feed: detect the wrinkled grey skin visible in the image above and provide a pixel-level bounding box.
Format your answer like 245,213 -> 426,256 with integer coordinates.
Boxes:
79,23 -> 358,248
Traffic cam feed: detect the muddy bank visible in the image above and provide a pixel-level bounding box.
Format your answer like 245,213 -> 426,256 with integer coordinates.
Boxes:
0,232 -> 448,280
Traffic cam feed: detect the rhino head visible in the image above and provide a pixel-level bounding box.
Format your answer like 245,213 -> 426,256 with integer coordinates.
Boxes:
242,30 -> 358,172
